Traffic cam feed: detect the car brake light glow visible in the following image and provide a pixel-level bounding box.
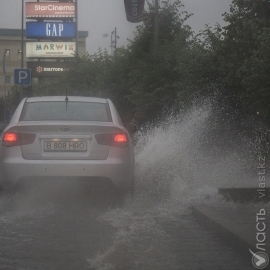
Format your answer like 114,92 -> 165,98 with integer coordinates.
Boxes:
95,133 -> 128,147
2,132 -> 36,147
113,134 -> 127,143
3,132 -> 18,143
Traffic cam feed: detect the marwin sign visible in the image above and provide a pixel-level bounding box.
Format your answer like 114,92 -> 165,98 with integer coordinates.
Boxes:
26,42 -> 76,58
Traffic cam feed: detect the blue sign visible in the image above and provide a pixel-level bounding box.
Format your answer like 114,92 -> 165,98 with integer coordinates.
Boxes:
14,68 -> 31,86
26,22 -> 76,38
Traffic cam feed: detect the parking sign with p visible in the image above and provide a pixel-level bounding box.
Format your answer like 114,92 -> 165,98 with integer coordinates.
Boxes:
14,68 -> 31,86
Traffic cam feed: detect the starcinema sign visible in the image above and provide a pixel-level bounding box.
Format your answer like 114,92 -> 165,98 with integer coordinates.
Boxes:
25,2 -> 75,18
26,42 -> 76,58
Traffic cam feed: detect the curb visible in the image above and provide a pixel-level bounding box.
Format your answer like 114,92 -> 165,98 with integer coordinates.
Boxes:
192,205 -> 258,258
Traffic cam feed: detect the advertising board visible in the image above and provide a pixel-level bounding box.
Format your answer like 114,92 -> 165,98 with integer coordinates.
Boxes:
26,22 -> 76,38
27,61 -> 72,77
124,0 -> 145,23
25,2 -> 76,18
26,42 -> 76,58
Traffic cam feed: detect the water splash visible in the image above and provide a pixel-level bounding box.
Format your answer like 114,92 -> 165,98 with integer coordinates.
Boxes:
134,98 -> 258,203
88,99 -> 259,269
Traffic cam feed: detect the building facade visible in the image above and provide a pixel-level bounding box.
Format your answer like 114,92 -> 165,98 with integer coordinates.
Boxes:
0,28 -> 88,97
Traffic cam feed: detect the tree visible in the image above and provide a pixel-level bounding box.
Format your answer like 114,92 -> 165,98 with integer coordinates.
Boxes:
30,0 -> 270,126
120,0 -> 196,123
238,28 -> 270,120
30,0 -> 217,124
212,0 -> 270,123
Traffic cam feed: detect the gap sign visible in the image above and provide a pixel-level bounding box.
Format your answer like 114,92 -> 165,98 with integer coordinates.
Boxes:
26,22 -> 76,38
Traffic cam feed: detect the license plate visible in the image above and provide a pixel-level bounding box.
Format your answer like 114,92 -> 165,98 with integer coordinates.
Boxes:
44,141 -> 87,152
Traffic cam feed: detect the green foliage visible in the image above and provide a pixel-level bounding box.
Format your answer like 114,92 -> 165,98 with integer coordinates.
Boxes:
228,0 -> 270,123
113,0 -> 200,122
0,96 -> 6,121
0,89 -> 20,121
194,0 -> 270,125
238,28 -> 270,120
30,0 -> 200,124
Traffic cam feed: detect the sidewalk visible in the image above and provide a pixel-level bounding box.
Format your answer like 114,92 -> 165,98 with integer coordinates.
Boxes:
192,203 -> 270,258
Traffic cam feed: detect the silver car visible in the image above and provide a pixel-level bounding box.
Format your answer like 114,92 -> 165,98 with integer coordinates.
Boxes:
0,96 -> 136,196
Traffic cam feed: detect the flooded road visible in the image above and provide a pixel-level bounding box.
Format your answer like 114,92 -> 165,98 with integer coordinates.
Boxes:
0,103 -> 263,269
0,186 -> 115,270
0,187 -> 254,270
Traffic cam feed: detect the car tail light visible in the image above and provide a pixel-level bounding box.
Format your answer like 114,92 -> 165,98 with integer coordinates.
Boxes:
113,134 -> 127,143
3,132 -> 19,146
2,132 -> 36,147
95,133 -> 128,147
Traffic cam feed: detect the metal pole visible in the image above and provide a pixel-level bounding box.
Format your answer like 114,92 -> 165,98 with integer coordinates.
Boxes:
21,0 -> 24,68
111,33 -> 113,55
154,0 -> 159,48
21,0 -> 24,101
75,0 -> 78,55
114,27 -> 117,50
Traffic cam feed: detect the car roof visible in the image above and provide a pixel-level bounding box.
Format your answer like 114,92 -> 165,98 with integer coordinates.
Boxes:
25,96 -> 108,104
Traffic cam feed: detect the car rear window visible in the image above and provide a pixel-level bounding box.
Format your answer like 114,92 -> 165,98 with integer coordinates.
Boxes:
20,101 -> 112,122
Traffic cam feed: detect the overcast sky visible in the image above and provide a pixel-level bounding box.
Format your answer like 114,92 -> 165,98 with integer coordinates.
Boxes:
0,0 -> 232,55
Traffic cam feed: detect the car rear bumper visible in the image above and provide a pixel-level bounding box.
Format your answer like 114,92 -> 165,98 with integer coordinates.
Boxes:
0,157 -> 134,190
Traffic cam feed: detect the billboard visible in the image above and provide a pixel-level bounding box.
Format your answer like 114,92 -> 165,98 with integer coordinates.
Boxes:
26,22 -> 76,38
26,42 -> 76,58
124,0 -> 145,23
27,61 -> 72,77
25,2 -> 76,18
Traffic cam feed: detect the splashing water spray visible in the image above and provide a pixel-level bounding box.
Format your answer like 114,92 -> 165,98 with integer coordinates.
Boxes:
88,96 -> 266,269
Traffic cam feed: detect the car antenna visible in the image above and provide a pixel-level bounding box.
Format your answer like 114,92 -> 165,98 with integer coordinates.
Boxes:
65,89 -> 69,111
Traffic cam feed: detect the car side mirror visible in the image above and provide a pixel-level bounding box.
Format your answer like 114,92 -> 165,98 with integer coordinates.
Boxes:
125,123 -> 138,134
